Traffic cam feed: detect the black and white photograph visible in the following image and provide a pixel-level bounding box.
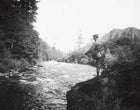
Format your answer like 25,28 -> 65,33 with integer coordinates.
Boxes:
0,0 -> 140,110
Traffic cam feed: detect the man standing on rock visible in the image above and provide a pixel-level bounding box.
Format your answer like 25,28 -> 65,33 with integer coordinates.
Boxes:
85,34 -> 106,76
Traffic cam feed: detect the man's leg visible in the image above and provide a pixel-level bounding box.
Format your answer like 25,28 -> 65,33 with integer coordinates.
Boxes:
96,63 -> 100,76
96,67 -> 99,76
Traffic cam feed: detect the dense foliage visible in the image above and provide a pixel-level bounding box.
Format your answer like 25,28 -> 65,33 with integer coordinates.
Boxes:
0,0 -> 39,72
102,28 -> 140,68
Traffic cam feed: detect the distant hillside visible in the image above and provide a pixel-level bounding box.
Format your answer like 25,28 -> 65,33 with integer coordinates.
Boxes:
98,27 -> 140,43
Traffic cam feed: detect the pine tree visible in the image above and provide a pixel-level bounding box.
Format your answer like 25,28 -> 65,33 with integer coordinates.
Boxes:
0,0 -> 39,62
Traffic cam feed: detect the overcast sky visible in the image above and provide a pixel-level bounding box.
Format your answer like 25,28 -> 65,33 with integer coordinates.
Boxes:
35,0 -> 140,52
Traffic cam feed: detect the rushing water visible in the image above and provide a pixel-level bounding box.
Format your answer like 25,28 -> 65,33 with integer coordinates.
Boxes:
36,61 -> 96,109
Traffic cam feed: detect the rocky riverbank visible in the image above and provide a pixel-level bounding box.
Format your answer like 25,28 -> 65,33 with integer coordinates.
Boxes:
67,66 -> 140,110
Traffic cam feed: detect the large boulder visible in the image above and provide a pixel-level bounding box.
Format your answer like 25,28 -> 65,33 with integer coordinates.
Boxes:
66,67 -> 140,110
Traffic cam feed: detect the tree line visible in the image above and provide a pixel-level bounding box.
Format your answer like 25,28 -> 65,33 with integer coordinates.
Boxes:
0,0 -> 63,73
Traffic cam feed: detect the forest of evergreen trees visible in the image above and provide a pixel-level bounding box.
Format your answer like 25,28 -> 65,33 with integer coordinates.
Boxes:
0,0 -> 63,73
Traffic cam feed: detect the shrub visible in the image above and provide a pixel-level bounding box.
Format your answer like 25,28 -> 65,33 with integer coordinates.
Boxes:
0,62 -> 10,73
67,50 -> 88,64
80,58 -> 89,64
0,57 -> 30,73
19,58 -> 30,70
7,59 -> 22,70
